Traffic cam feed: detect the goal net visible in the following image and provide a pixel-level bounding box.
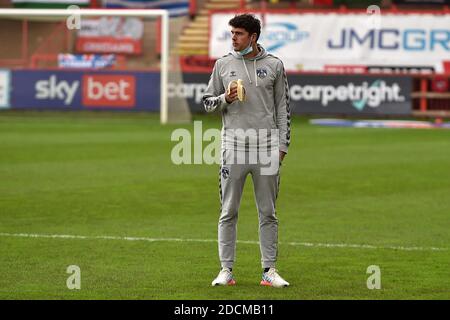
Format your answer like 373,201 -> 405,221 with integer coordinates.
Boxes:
0,8 -> 191,123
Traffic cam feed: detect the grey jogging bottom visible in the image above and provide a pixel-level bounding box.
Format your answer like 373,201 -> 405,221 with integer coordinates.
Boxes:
218,149 -> 280,269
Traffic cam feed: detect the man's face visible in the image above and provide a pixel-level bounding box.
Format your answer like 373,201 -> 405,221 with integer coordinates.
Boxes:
231,27 -> 253,51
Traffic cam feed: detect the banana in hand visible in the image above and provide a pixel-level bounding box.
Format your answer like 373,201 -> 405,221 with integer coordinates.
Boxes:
227,79 -> 246,102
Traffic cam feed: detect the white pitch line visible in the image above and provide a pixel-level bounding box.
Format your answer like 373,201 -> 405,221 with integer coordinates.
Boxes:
0,232 -> 447,252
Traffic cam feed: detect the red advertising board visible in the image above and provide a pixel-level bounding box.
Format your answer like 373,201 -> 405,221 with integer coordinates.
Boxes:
432,77 -> 449,93
76,37 -> 142,55
324,65 -> 367,74
76,17 -> 144,55
444,61 -> 450,74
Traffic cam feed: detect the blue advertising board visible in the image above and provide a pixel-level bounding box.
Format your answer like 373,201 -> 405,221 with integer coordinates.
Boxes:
11,70 -> 160,111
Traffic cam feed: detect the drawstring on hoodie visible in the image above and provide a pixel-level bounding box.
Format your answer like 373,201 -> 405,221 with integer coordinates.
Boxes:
254,60 -> 258,87
241,57 -> 258,87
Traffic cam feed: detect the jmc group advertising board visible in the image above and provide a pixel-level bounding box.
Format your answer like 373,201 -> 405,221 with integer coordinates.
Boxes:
210,12 -> 450,72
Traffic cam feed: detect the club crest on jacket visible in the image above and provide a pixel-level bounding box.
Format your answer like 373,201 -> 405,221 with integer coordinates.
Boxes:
256,68 -> 267,79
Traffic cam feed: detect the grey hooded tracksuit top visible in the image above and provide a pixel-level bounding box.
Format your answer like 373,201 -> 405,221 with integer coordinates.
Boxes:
202,45 -> 291,269
202,44 -> 291,154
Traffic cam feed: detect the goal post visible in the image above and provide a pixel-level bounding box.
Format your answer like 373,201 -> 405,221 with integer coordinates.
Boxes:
0,8 -> 171,124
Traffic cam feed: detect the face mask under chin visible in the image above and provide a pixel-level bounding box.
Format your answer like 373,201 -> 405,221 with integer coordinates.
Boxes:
236,40 -> 253,56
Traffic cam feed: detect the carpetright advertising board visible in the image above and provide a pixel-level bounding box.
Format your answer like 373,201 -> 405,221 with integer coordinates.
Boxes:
179,72 -> 412,115
288,74 -> 412,115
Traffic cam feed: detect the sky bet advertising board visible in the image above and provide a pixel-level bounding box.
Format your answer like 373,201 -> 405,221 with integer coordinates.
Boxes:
11,70 -> 160,111
210,13 -> 450,72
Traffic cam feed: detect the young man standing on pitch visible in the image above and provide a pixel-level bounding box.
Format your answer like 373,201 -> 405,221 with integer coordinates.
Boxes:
202,14 -> 291,288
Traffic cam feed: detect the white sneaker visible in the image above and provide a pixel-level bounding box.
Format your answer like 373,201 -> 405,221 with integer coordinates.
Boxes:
211,267 -> 236,286
260,268 -> 290,288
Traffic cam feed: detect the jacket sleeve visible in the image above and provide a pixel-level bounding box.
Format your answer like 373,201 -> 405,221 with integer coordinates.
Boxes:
202,60 -> 230,113
273,60 -> 291,154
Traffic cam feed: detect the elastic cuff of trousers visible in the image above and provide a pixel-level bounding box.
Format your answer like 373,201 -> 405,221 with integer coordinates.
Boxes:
221,262 -> 234,269
262,262 -> 276,269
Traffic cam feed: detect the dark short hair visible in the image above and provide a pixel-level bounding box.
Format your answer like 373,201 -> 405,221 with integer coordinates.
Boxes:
228,14 -> 261,41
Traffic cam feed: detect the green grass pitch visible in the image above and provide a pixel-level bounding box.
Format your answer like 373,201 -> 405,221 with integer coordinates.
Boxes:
0,111 -> 449,299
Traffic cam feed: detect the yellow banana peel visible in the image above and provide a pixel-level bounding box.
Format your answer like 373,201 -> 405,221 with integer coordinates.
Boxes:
227,79 -> 246,102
